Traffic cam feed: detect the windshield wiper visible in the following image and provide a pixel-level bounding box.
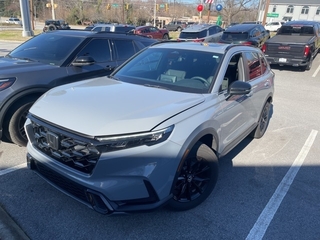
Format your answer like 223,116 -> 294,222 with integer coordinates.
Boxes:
144,84 -> 170,90
107,75 -> 120,81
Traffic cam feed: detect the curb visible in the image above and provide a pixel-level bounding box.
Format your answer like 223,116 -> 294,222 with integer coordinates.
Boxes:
0,205 -> 30,240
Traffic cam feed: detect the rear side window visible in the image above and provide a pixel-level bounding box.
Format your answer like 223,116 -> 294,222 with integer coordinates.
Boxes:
244,52 -> 262,80
114,26 -> 135,33
77,39 -> 111,62
113,39 -> 136,60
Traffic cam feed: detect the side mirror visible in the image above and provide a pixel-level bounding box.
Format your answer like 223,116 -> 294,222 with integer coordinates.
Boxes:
229,81 -> 251,96
72,56 -> 95,66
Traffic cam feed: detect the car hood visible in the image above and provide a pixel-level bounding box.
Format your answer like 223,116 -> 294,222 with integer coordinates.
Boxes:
0,57 -> 57,73
30,76 -> 205,136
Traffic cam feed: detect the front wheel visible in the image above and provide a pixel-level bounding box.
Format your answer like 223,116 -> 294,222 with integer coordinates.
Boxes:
6,100 -> 35,146
162,34 -> 169,40
167,142 -> 219,211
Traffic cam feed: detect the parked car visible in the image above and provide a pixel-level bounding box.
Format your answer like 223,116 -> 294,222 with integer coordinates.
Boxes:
25,42 -> 274,215
132,26 -> 170,40
43,19 -> 70,32
262,20 -> 320,71
5,18 -> 22,26
178,24 -> 224,42
91,24 -> 136,33
219,24 -> 270,48
264,21 -> 285,32
163,21 -> 187,31
0,30 -> 157,146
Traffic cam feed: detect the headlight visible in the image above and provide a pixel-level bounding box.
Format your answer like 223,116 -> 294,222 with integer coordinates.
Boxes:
0,77 -> 16,91
95,125 -> 174,152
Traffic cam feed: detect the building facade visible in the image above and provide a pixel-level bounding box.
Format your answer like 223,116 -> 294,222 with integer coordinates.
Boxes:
265,0 -> 320,22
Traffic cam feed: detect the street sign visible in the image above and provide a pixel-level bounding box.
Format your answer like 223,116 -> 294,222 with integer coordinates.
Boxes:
112,4 -> 119,7
267,13 -> 279,18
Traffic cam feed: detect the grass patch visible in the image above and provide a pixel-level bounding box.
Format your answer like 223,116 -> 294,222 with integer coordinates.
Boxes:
0,29 -> 42,42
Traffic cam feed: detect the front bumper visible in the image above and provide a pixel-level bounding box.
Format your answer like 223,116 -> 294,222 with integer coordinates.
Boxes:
265,56 -> 309,67
26,132 -> 182,215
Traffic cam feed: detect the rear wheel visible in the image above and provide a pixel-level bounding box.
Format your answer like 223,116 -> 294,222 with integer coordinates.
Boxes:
304,56 -> 313,71
162,34 -> 169,40
167,142 -> 219,211
250,101 -> 271,139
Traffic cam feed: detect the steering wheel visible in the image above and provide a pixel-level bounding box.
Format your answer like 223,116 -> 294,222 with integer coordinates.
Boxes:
191,76 -> 210,86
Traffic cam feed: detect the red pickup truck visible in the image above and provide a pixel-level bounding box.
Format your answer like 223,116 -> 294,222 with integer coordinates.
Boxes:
262,20 -> 320,71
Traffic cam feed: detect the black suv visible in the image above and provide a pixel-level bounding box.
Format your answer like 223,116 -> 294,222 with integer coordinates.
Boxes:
43,19 -> 71,32
219,24 -> 270,48
0,30 -> 157,146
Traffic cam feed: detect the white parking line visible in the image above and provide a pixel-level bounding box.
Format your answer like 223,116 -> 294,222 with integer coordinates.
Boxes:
312,64 -> 320,78
0,163 -> 26,176
246,129 -> 318,240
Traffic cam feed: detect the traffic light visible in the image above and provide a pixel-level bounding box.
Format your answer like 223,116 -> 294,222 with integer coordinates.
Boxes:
106,3 -> 111,10
165,3 -> 169,11
156,4 -> 159,11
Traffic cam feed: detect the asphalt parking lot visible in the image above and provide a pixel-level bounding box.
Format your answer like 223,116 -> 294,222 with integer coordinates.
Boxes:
0,41 -> 320,239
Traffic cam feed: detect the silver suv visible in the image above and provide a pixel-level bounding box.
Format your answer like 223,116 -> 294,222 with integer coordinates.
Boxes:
25,42 -> 274,215
178,24 -> 224,42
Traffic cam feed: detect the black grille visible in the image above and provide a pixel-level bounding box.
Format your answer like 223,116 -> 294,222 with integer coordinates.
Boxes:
34,160 -> 89,204
28,118 -> 101,174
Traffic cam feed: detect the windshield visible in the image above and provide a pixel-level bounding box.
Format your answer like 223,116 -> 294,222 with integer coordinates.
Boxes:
8,33 -> 82,66
113,47 -> 222,94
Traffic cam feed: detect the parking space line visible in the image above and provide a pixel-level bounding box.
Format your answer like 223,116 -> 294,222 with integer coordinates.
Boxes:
0,163 -> 26,176
312,64 -> 320,78
246,129 -> 318,240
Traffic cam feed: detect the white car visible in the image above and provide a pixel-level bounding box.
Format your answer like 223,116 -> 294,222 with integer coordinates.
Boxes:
264,21 -> 285,32
5,18 -> 22,25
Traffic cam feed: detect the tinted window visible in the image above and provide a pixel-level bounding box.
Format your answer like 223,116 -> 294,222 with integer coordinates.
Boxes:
221,32 -> 248,41
77,39 -> 111,62
244,52 -> 261,80
113,39 -> 136,60
114,26 -> 135,33
209,26 -> 218,34
179,29 -> 207,39
9,34 -> 82,66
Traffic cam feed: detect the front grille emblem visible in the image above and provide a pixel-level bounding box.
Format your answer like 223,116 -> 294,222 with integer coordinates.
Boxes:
46,131 -> 60,150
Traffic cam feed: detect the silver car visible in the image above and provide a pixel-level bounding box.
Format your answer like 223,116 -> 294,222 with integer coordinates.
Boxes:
25,42 -> 275,214
178,24 -> 224,42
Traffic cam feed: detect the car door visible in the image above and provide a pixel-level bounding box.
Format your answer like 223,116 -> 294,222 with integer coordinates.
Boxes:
150,27 -> 162,39
242,51 -> 273,121
215,52 -> 256,155
208,26 -> 223,42
63,38 -> 116,85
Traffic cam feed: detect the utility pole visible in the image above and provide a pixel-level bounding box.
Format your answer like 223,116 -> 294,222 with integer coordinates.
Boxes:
19,0 -> 34,36
262,0 -> 270,25
51,0 -> 56,20
153,0 -> 156,26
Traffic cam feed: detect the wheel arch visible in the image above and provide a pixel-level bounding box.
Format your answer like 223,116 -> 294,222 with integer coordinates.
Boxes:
0,88 -> 48,130
175,122 -> 220,173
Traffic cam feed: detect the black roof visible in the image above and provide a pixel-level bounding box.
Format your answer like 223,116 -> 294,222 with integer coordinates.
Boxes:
224,24 -> 263,32
283,20 -> 319,26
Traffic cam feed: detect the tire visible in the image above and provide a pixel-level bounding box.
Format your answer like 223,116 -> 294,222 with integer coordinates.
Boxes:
48,24 -> 56,31
250,101 -> 271,139
7,100 -> 35,147
162,34 -> 169,40
167,141 -> 219,211
304,56 -> 313,71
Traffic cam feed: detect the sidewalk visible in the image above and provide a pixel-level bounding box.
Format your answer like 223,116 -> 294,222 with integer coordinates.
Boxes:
0,205 -> 30,240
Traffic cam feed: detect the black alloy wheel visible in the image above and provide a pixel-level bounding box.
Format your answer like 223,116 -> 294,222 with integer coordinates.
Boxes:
167,142 -> 219,211
250,101 -> 271,139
